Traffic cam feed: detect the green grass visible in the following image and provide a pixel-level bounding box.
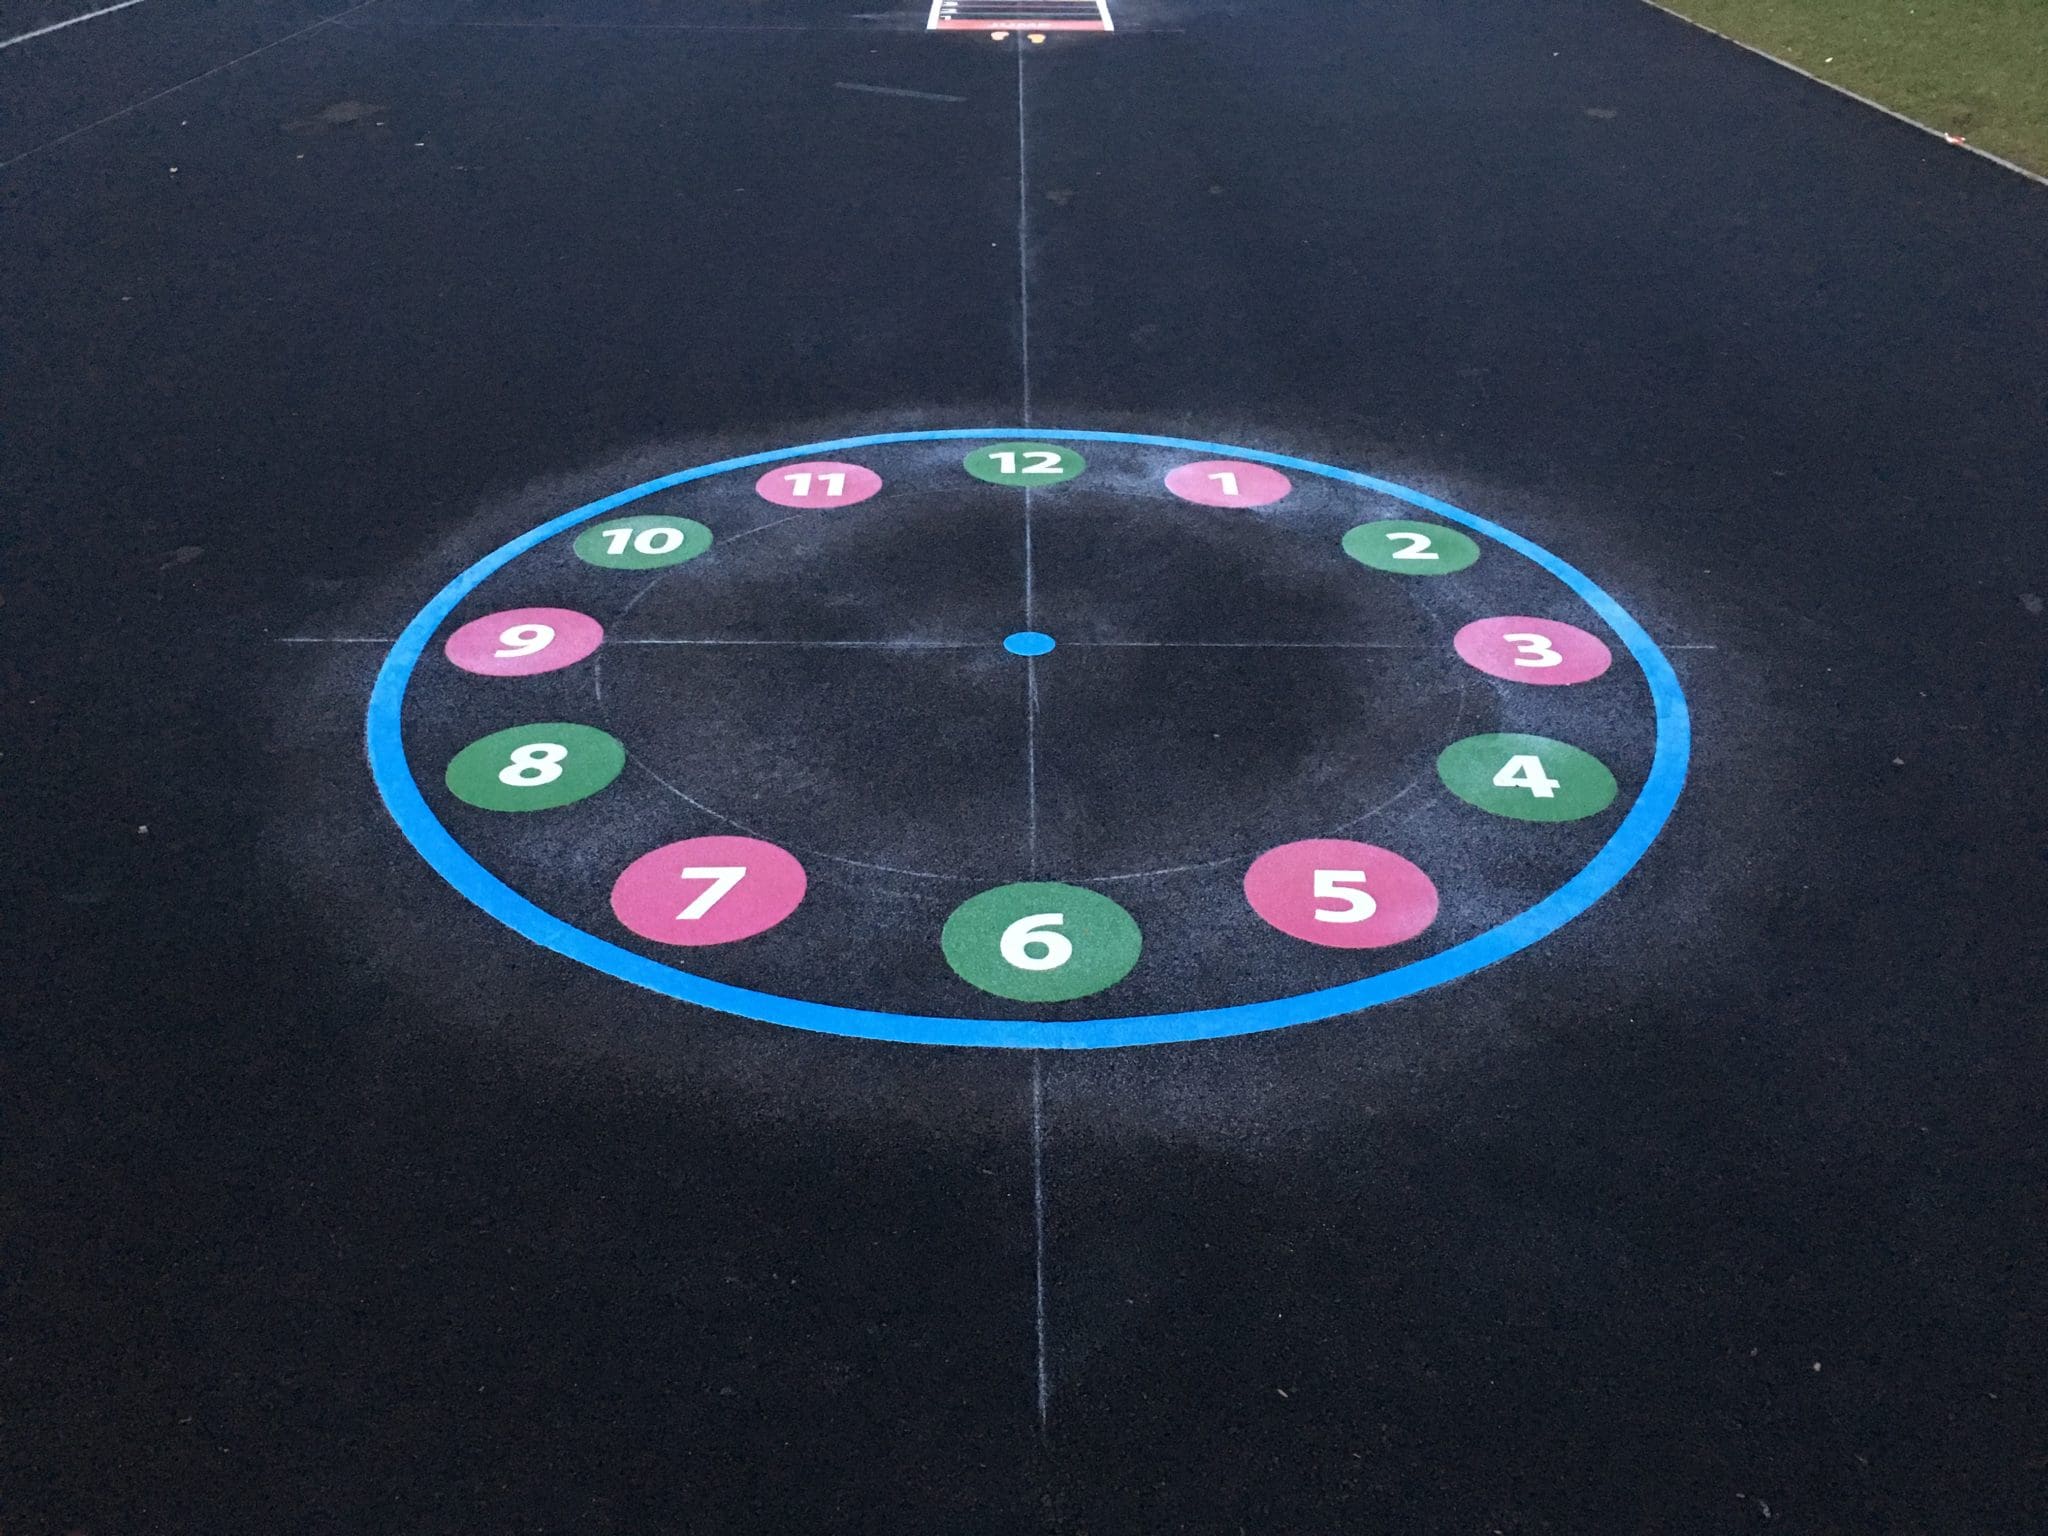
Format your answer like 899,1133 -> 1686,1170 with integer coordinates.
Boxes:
1654,0 -> 2048,175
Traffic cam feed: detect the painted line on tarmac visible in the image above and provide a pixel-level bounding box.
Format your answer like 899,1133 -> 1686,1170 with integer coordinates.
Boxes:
0,0 -> 146,52
1638,0 -> 2047,189
834,81 -> 966,102
1,0 -> 389,171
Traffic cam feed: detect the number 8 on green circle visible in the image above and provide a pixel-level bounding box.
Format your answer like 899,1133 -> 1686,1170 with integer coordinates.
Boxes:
942,882 -> 1141,1002
445,722 -> 627,811
1342,519 -> 1480,575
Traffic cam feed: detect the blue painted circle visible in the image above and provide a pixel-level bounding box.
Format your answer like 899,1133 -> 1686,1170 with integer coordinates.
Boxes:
1004,631 -> 1056,656
370,429 -> 1690,1050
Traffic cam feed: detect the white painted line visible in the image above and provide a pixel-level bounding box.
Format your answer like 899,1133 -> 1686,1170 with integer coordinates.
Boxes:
833,80 -> 966,102
2,0 -> 388,171
925,0 -> 944,30
0,0 -> 146,53
614,637 -> 982,647
1096,0 -> 1112,33
1014,38 -> 1031,422
1637,0 -> 2047,189
1030,1054 -> 1050,1434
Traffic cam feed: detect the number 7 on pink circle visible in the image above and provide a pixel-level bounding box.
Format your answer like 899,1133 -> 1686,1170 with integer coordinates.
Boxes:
612,836 -> 807,945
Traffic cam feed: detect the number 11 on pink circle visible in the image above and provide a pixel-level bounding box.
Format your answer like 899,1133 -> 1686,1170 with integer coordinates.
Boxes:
754,462 -> 883,508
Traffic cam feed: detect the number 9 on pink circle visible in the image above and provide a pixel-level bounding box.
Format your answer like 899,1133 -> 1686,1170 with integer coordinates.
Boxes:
1243,839 -> 1439,949
444,607 -> 604,677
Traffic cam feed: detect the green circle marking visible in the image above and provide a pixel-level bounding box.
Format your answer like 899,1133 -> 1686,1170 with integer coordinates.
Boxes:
573,514 -> 714,570
1436,733 -> 1618,822
445,723 -> 627,812
1342,519 -> 1481,575
963,442 -> 1087,487
941,882 -> 1141,1003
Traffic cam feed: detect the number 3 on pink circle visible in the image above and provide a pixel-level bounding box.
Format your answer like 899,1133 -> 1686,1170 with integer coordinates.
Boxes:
1453,616 -> 1612,685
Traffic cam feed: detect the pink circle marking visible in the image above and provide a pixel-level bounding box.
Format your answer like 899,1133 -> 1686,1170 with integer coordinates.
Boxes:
754,461 -> 883,509
1243,839 -> 1439,949
1164,459 -> 1293,507
1453,616 -> 1613,686
444,606 -> 604,677
610,835 -> 807,947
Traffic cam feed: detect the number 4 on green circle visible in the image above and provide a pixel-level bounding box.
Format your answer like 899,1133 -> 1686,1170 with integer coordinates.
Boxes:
1435,733 -> 1617,822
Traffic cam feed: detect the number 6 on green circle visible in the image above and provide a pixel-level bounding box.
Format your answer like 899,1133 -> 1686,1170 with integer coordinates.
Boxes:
942,882 -> 1140,1002
445,723 -> 627,811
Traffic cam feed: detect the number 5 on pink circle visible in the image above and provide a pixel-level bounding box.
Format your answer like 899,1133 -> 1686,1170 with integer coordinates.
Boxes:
1243,839 -> 1438,949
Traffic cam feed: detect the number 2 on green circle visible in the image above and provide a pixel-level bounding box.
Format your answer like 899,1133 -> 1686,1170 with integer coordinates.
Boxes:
1386,531 -> 1437,560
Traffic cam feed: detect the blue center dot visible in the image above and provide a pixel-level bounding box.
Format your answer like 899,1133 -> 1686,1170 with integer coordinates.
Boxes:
1003,631 -> 1056,657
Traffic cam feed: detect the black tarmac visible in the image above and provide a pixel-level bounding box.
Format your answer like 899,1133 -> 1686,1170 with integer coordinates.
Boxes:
6,0 -> 2046,1529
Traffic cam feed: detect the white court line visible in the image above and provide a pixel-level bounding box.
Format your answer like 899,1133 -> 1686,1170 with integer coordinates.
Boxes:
1014,37 -> 1031,424
925,0 -> 944,30
613,637 -> 981,647
833,81 -> 966,103
2,0 -> 387,171
0,0 -> 146,52
1096,0 -> 1113,33
1031,1054 -> 1050,1435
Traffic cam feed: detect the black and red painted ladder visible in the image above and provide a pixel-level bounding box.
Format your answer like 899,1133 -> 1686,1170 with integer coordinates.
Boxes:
926,0 -> 1112,32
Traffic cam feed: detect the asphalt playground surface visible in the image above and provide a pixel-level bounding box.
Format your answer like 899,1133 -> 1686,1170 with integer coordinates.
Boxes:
6,0 -> 2047,1529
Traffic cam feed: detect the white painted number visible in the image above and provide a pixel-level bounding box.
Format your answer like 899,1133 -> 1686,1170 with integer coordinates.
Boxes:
1208,471 -> 1241,498
1311,869 -> 1376,923
1503,632 -> 1563,669
1492,754 -> 1562,799
782,472 -> 847,499
493,623 -> 556,658
600,525 -> 686,555
676,866 -> 746,921
999,912 -> 1072,971
498,742 -> 567,787
990,451 -> 1064,476
1387,531 -> 1438,560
